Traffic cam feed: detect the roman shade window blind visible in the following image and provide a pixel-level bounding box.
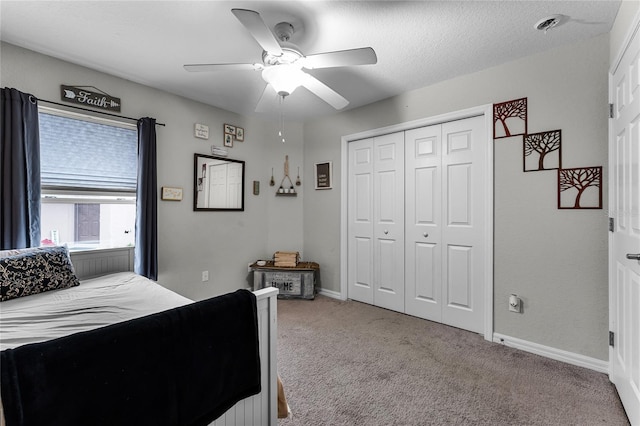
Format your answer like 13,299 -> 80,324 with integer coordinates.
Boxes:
39,112 -> 137,191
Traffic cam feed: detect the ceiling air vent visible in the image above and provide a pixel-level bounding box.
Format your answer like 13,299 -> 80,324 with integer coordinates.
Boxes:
534,15 -> 566,33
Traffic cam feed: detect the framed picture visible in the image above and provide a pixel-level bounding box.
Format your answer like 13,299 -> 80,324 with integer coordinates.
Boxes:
194,123 -> 209,140
224,133 -> 234,147
161,186 -> 183,201
315,161 -> 332,190
235,127 -> 244,141
224,124 -> 236,135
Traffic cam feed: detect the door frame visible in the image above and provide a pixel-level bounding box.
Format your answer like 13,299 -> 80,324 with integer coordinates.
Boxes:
340,104 -> 494,341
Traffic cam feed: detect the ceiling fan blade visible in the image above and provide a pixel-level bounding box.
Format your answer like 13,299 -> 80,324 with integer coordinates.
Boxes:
302,47 -> 377,69
301,74 -> 349,110
231,9 -> 283,56
255,84 -> 278,112
184,63 -> 263,72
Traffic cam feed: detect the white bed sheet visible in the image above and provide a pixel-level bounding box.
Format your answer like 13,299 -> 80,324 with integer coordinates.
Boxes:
0,272 -> 192,351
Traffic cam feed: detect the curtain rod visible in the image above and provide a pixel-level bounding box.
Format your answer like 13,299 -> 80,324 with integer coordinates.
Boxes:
36,98 -> 166,127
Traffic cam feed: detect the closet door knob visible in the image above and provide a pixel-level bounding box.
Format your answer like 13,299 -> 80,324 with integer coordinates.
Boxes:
384,230 -> 389,235
423,232 -> 429,238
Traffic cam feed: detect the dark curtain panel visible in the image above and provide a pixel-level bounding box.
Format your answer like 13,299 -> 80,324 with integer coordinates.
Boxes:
0,88 -> 41,250
134,117 -> 158,280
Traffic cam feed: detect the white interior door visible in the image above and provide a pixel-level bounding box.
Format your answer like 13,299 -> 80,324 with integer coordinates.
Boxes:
208,164 -> 228,208
609,16 -> 640,425
348,138 -> 374,304
404,116 -> 486,333
373,132 -> 405,312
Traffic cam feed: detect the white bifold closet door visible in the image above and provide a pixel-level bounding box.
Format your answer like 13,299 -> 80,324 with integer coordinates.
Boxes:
348,132 -> 405,312
348,115 -> 486,334
405,116 -> 486,333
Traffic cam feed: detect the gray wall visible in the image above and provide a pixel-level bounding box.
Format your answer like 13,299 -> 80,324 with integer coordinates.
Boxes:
610,1 -> 639,65
303,34 -> 610,360
0,42 -> 304,301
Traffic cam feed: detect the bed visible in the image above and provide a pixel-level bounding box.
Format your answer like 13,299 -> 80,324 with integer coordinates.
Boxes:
0,245 -> 279,426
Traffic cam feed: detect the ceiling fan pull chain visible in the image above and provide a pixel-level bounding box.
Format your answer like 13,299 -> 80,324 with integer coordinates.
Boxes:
279,95 -> 286,143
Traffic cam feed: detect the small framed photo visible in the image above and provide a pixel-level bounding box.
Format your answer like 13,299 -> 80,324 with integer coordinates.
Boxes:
194,123 -> 209,140
161,186 -> 183,201
224,124 -> 236,135
235,127 -> 244,141
224,133 -> 234,147
315,161 -> 333,190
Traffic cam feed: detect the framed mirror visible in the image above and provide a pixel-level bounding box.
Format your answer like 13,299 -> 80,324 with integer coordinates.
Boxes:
194,153 -> 245,211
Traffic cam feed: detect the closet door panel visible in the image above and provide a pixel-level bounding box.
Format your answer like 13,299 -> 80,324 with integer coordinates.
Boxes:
354,174 -> 372,222
446,244 -> 472,308
447,163 -> 472,227
413,241 -> 438,299
377,239 -> 398,293
441,116 -> 486,333
405,125 -> 442,320
348,139 -> 375,304
353,237 -> 373,293
373,132 -> 405,312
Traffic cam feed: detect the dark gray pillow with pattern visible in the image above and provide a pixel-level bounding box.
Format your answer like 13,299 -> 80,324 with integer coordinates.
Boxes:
0,246 -> 80,301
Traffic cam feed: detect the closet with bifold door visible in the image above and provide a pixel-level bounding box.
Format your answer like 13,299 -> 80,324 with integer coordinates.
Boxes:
347,115 -> 487,334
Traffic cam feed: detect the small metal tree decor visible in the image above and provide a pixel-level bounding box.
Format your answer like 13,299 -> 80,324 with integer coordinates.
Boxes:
557,166 -> 602,209
493,97 -> 527,139
523,129 -> 562,172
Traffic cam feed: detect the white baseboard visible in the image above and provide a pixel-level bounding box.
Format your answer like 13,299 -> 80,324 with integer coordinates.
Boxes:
318,288 -> 343,300
493,333 -> 609,374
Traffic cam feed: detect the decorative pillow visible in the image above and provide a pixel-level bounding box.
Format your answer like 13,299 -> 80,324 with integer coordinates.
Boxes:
0,245 -> 80,301
0,246 -> 42,258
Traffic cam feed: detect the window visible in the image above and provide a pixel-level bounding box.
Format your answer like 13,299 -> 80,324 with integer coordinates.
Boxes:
38,108 -> 137,251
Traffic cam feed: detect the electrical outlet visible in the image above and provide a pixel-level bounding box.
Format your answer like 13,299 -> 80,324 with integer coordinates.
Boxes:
202,271 -> 209,282
509,294 -> 521,313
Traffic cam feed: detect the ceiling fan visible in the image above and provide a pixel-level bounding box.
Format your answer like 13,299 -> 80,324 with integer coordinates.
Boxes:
184,8 -> 377,111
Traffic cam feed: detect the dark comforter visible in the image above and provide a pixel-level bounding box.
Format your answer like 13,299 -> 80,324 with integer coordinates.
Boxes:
0,289 -> 261,426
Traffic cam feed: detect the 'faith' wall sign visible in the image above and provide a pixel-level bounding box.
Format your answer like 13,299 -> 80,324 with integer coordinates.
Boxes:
60,85 -> 121,112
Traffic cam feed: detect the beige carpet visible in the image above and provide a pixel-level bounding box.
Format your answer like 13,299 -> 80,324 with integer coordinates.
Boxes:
277,295 -> 629,426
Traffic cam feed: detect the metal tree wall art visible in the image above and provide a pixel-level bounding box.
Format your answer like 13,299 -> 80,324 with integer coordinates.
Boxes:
493,95 -> 602,210
524,130 -> 562,172
557,166 -> 602,209
493,97 -> 527,139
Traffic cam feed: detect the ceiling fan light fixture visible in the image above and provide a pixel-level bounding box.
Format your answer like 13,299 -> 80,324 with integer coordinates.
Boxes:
262,64 -> 305,97
186,9 -> 376,111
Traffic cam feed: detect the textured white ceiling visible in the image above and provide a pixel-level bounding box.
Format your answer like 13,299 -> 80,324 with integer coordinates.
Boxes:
0,1 -> 621,121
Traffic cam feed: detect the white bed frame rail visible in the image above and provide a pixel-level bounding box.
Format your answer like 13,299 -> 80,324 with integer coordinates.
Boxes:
70,247 -> 279,426
211,287 -> 279,426
70,247 -> 134,280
